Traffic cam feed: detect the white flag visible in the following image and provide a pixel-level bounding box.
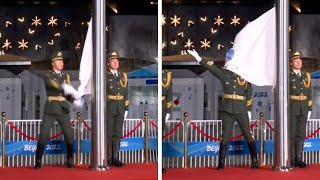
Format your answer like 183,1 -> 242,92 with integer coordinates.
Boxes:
224,7 -> 276,86
78,19 -> 93,95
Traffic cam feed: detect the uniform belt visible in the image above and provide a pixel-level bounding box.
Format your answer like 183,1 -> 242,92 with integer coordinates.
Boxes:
162,96 -> 166,100
48,96 -> 66,102
290,95 -> 307,101
224,94 -> 246,100
107,95 -> 124,101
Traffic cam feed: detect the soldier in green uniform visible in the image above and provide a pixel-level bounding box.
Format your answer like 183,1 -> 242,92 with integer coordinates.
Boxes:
188,49 -> 259,170
106,51 -> 129,167
34,51 -> 74,169
162,70 -> 173,173
289,51 -> 312,168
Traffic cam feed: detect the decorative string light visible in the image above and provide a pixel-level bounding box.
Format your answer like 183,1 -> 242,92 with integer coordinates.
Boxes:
48,16 -> 58,27
31,16 -> 42,27
2,39 -> 12,50
188,20 -> 195,27
184,39 -> 194,49
214,15 -> 224,26
162,42 -> 166,49
178,32 -> 184,38
28,28 -> 35,34
230,15 -> 240,26
48,39 -> 54,45
170,40 -> 177,45
75,42 -> 81,50
35,44 -> 42,50
217,44 -> 224,50
18,39 -> 29,50
54,33 -> 61,37
170,15 -> 181,27
5,21 -> 12,27
200,39 -> 211,50
64,22 -> 71,27
162,15 -> 166,26
18,17 -> 25,22
200,16 -> 207,22
211,28 -> 218,34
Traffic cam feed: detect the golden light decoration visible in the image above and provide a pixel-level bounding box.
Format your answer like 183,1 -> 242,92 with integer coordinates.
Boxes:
170,15 -> 181,27
200,16 -> 207,22
200,39 -> 211,50
170,40 -> 177,45
35,44 -> 42,50
5,21 -> 12,27
162,42 -> 166,49
184,39 -> 194,49
230,16 -> 240,26
289,25 -> 292,32
18,17 -> 25,22
0,32 -> 2,38
48,16 -> 58,27
2,39 -> 12,50
214,15 -> 224,26
31,16 -> 42,27
211,28 -> 218,34
54,33 -> 61,37
187,20 -> 195,27
178,32 -> 184,38
18,39 -> 29,50
28,28 -> 35,34
75,42 -> 81,50
64,22 -> 71,27
217,44 -> 224,50
48,39 -> 54,46
106,26 -> 109,32
162,15 -> 166,26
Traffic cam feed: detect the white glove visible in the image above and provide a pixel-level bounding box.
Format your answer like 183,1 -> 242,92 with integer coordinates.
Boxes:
187,49 -> 202,62
124,111 -> 128,120
165,113 -> 170,122
248,111 -> 251,120
308,111 -> 311,119
73,98 -> 84,108
62,83 -> 82,99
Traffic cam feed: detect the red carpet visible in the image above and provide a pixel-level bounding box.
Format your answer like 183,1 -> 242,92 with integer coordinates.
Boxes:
163,165 -> 320,180
0,164 -> 157,180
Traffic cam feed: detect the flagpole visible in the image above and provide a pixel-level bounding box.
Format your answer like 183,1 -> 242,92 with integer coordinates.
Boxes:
274,0 -> 292,171
91,0 -> 108,171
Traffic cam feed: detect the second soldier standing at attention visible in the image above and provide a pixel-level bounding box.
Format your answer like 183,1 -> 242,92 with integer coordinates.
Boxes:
289,51 -> 312,168
188,49 -> 259,170
106,51 -> 129,167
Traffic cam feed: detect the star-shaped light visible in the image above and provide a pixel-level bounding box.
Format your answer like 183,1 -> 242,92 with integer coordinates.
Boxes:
162,42 -> 166,49
230,16 -> 240,26
184,39 -> 194,49
2,39 -> 12,50
214,15 -> 224,26
162,15 -> 166,26
75,43 -> 81,50
170,15 -> 181,27
200,39 -> 211,50
31,16 -> 42,27
18,39 -> 29,50
48,16 -> 58,27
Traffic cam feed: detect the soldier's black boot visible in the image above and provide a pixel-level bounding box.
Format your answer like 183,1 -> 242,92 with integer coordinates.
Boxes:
66,143 -> 74,168
295,142 -> 307,168
248,141 -> 260,169
34,143 -> 45,169
217,142 -> 227,170
112,137 -> 124,167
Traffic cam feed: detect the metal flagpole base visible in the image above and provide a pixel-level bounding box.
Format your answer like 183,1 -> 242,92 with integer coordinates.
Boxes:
91,165 -> 111,171
272,166 -> 293,172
